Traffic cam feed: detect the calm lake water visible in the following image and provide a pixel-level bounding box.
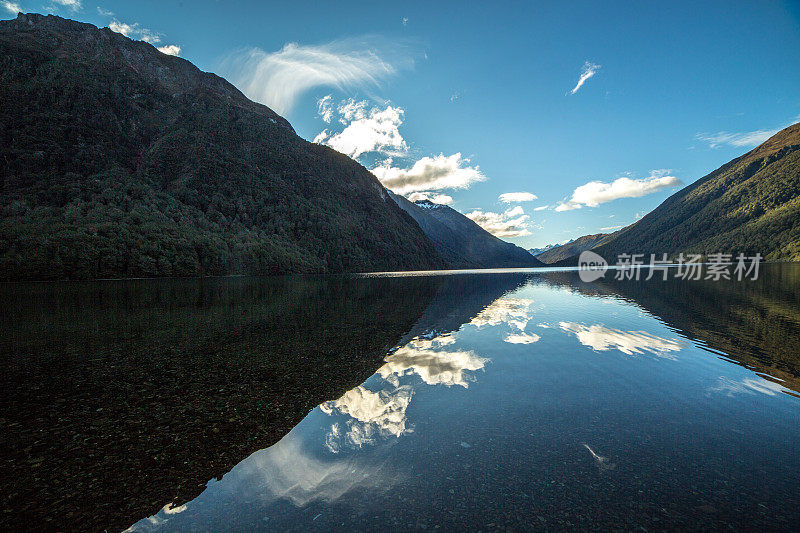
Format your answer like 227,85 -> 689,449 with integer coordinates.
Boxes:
2,264 -> 800,530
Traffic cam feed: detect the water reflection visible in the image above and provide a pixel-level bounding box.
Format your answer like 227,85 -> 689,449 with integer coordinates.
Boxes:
4,266 -> 800,530
0,275 -> 444,531
379,336 -> 488,388
127,275 -> 527,531
538,264 -> 800,393
559,322 -> 684,357
710,375 -> 793,397
128,265 -> 800,531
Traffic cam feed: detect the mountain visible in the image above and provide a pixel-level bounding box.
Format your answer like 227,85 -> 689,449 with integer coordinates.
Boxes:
536,231 -> 620,264
555,123 -> 800,265
0,13 -> 446,280
527,243 -> 560,256
388,192 -> 544,268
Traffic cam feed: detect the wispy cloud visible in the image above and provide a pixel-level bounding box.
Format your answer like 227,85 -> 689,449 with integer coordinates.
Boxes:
1,1 -> 20,14
569,61 -> 600,95
221,37 -> 411,115
52,0 -> 81,11
695,115 -> 800,149
556,171 -> 681,211
499,192 -> 538,203
314,99 -> 406,159
371,153 -> 487,195
695,129 -> 779,148
96,6 -> 113,16
465,205 -> 532,238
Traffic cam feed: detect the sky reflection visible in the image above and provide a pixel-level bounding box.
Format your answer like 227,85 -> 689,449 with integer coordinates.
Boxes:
127,268 -> 800,531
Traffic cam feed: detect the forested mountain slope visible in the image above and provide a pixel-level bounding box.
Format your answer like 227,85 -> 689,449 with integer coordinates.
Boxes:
0,13 -> 446,279
536,232 -> 619,264
556,123 -> 800,265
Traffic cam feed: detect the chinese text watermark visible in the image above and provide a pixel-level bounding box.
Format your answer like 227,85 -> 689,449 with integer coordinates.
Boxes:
578,251 -> 762,283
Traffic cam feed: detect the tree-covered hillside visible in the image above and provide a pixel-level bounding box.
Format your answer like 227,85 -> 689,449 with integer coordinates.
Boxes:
0,13 -> 446,280
555,123 -> 800,265
535,231 -> 620,264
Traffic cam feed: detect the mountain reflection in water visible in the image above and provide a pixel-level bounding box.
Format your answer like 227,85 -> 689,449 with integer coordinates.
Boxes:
2,265 -> 800,530
128,264 -> 800,531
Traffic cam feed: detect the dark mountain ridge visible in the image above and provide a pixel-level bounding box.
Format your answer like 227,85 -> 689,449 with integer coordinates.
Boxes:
388,192 -> 544,268
0,13 -> 446,279
535,231 -> 619,264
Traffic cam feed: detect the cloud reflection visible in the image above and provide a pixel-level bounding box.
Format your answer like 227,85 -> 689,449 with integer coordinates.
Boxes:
711,376 -> 790,397
560,322 -> 683,357
321,385 -> 414,452
378,336 -> 487,388
470,298 -> 533,330
504,332 -> 541,344
321,335 -> 487,453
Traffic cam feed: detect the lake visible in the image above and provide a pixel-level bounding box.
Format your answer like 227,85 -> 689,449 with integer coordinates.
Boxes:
2,264 -> 799,530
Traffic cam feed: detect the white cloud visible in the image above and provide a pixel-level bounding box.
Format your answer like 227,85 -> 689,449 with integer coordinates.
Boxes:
406,191 -> 454,205
533,205 -> 549,211
504,332 -> 540,344
402,16 -> 408,26
317,95 -> 334,123
556,171 -> 682,211
499,192 -> 538,203
505,205 -> 525,217
378,336 -> 487,388
569,61 -> 600,95
337,98 -> 368,123
371,153 -> 486,194
471,298 -> 534,332
108,20 -> 132,35
108,19 -> 161,44
555,202 -> 581,212
221,37 -> 409,115
696,129 -> 779,148
599,225 -> 623,231
52,0 -> 80,10
314,101 -> 406,159
96,6 -> 113,16
465,206 -> 533,238
321,334 -> 487,453
560,322 -> 683,358
2,1 -> 20,13
157,44 -> 181,56
320,385 -> 414,450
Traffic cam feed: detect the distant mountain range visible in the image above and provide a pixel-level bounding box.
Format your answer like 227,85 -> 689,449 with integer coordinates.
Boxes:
549,123 -> 800,265
0,13 -> 447,279
389,193 -> 543,268
536,232 -> 620,264
527,243 -> 560,256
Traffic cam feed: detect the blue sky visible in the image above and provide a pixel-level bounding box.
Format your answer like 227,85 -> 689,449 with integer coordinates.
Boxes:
4,0 -> 799,247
